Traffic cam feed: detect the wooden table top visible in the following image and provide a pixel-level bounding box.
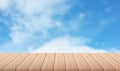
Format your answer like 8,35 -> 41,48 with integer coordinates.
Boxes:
0,53 -> 120,71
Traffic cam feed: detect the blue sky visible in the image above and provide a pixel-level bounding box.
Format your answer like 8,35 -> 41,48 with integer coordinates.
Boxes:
0,0 -> 120,53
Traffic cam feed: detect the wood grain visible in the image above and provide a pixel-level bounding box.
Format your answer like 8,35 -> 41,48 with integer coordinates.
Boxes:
0,53 -> 119,71
91,53 -> 115,71
29,53 -> 46,71
73,53 -> 90,71
54,53 -> 65,71
65,53 -> 78,71
0,54 -> 19,71
4,54 -> 29,71
82,54 -> 103,71
99,53 -> 120,71
16,54 -> 37,71
41,53 -> 55,71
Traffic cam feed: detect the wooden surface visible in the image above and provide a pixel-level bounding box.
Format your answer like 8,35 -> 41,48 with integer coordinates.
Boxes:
0,53 -> 120,71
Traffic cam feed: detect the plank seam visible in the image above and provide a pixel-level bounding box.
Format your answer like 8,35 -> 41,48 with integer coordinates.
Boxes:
99,54 -> 116,71
106,54 -> 120,70
28,54 -> 39,71
15,54 -> 30,71
107,54 -> 120,63
29,54 -> 40,70
0,54 -> 9,63
81,54 -> 91,71
1,54 -> 120,71
91,54 -> 106,71
4,54 -> 21,67
40,53 -> 47,71
0,54 -> 18,71
63,53 -> 66,71
89,53 -> 104,71
0,54 -> 12,63
72,53 -> 79,71
3,54 -> 21,71
53,53 -> 56,71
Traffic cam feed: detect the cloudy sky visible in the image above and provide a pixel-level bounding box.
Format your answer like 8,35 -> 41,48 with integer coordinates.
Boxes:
0,0 -> 120,53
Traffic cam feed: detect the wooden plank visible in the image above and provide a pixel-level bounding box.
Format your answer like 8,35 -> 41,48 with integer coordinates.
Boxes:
65,53 -> 78,71
108,53 -> 120,63
0,54 -> 10,62
0,54 -> 19,71
16,54 -> 37,71
82,54 -> 103,71
0,53 -> 120,71
0,54 -> 6,62
29,53 -> 46,71
117,54 -> 120,56
41,53 -> 55,71
91,53 -> 115,71
54,53 -> 65,71
99,53 -> 120,71
4,54 -> 29,71
73,53 -> 90,71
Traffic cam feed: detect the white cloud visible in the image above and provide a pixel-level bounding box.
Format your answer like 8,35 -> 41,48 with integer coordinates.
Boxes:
14,0 -> 69,15
0,0 -> 111,53
110,48 -> 120,53
9,0 -> 70,44
34,35 -> 106,53
0,0 -> 9,10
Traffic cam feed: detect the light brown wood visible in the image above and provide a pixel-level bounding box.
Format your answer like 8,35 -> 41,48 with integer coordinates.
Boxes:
91,53 -> 115,71
4,54 -> 29,71
16,54 -> 37,71
0,54 -> 10,62
108,53 -> 120,63
82,54 -> 103,71
0,53 -> 120,71
99,53 -> 120,71
54,53 -> 65,71
65,53 -> 78,71
41,53 -> 55,71
0,54 -> 19,71
29,53 -> 46,71
73,53 -> 90,71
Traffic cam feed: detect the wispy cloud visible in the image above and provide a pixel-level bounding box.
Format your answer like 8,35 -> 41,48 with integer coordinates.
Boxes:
14,0 -> 69,15
0,0 -> 75,52
110,48 -> 120,53
8,0 -> 70,44
0,0 -> 117,53
34,35 -> 106,53
0,0 -> 9,10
